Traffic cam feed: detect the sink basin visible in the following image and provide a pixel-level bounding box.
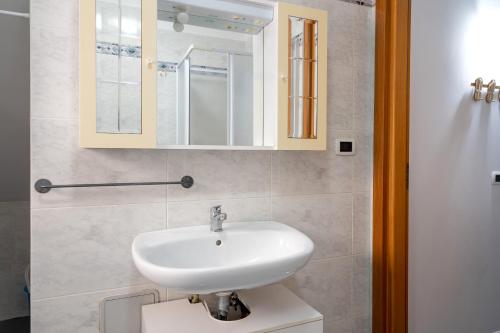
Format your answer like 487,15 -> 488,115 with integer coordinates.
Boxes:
132,221 -> 314,294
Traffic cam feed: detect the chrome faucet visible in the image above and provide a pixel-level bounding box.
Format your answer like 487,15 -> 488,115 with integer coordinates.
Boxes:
210,205 -> 227,232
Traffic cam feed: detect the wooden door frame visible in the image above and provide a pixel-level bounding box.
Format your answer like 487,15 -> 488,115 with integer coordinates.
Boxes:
372,0 -> 411,332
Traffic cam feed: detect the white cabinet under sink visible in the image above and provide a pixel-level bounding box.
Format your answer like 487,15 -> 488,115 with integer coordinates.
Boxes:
141,285 -> 323,333
272,322 -> 323,333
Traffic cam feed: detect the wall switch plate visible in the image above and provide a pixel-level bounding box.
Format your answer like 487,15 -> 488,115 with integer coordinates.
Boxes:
492,172 -> 500,185
335,139 -> 355,156
99,289 -> 160,333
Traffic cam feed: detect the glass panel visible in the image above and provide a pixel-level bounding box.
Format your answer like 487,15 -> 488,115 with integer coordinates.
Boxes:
189,50 -> 228,146
96,81 -> 119,132
230,53 -> 254,146
119,83 -> 141,133
288,16 -> 318,139
96,0 -> 142,134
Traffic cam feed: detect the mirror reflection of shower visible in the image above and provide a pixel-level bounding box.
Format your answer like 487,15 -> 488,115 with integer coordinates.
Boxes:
156,0 -> 272,147
170,45 -> 254,146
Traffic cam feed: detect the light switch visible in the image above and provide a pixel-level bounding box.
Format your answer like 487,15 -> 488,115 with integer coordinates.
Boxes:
335,139 -> 355,156
492,171 -> 500,185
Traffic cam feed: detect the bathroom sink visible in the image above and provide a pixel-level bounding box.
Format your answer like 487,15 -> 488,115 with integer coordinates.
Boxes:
132,221 -> 314,294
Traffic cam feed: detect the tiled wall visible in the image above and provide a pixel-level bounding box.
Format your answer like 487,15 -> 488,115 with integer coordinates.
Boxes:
0,201 -> 30,321
30,0 -> 374,332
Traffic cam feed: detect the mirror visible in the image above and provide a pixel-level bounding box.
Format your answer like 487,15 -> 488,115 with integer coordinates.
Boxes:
288,16 -> 318,139
94,0 -> 272,147
95,0 -> 143,134
156,0 -> 271,147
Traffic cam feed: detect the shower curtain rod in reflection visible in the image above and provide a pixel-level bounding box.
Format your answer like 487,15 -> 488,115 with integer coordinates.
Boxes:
0,9 -> 29,18
176,44 -> 252,69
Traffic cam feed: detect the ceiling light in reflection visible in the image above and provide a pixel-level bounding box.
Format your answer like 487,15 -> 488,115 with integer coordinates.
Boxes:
176,12 -> 189,24
173,21 -> 184,32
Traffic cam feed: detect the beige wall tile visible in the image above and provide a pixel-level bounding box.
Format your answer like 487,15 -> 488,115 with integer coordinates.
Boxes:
30,0 -> 78,31
167,197 -> 271,229
272,194 -> 353,259
353,67 -> 375,136
329,64 -> 355,131
324,317 -> 353,333
31,25 -> 79,119
283,256 -> 352,323
352,315 -> 372,333
353,133 -> 373,193
31,284 -> 166,333
352,254 -> 371,318
167,150 -> 271,201
271,150 -> 353,196
31,203 -> 166,299
353,192 -> 371,255
31,118 -> 167,208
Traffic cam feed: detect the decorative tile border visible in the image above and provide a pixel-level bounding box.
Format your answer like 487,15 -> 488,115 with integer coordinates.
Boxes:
95,41 -> 228,75
96,41 -> 177,72
157,62 -> 177,73
96,41 -> 142,58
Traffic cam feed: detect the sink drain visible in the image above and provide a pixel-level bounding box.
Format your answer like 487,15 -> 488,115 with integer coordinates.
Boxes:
216,240 -> 222,246
204,292 -> 251,321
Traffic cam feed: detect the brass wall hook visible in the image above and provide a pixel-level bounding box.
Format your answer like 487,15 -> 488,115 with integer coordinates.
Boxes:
486,79 -> 497,103
470,77 -> 500,103
471,77 -> 484,101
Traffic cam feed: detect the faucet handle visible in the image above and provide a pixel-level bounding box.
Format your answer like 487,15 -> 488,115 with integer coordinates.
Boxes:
211,205 -> 222,216
210,205 -> 227,232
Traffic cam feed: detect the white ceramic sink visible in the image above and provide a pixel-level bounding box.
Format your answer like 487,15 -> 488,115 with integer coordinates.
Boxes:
132,221 -> 314,294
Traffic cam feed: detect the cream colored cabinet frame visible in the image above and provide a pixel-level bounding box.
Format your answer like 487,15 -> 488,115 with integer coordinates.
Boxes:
79,0 -> 327,150
80,0 -> 157,148
275,3 -> 328,151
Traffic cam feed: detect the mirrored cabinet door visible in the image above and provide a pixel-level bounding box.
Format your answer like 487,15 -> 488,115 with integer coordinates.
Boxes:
277,3 -> 327,150
95,0 -> 142,134
80,0 -> 156,148
155,0 -> 268,148
288,16 -> 318,140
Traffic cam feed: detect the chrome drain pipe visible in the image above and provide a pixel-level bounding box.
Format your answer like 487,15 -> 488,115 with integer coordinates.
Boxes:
215,292 -> 232,320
